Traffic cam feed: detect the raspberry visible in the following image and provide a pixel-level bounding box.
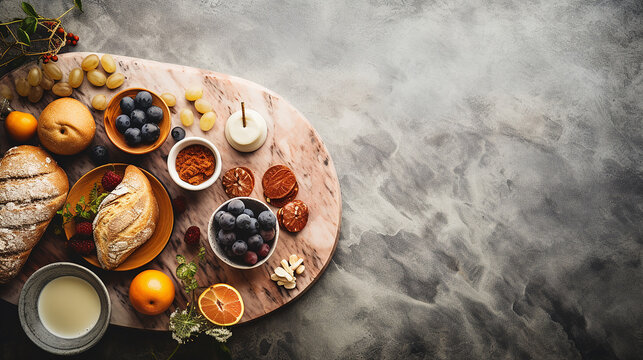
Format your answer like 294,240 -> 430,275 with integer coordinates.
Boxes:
75,221 -> 93,236
172,196 -> 186,215
184,226 -> 200,245
51,55 -> 58,62
68,235 -> 95,256
74,35 -> 79,41
258,243 -> 270,258
57,27 -> 64,35
72,40 -> 77,46
101,170 -> 122,192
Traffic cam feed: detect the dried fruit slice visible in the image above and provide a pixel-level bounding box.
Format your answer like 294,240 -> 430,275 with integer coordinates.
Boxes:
222,167 -> 255,197
198,283 -> 244,326
262,165 -> 297,199
278,200 -> 309,232
265,182 -> 298,208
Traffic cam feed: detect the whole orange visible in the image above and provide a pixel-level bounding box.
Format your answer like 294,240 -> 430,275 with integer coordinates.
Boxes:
5,111 -> 37,141
128,270 -> 175,315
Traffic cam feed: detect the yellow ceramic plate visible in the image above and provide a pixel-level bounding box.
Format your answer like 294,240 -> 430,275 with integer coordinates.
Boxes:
64,163 -> 174,271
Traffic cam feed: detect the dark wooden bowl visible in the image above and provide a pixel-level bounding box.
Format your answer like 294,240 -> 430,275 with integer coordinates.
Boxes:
104,88 -> 170,155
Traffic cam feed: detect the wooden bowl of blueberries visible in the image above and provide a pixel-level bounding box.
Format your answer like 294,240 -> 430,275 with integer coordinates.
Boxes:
104,88 -> 171,155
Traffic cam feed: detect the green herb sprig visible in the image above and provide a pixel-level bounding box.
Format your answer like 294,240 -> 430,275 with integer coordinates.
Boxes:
164,247 -> 232,360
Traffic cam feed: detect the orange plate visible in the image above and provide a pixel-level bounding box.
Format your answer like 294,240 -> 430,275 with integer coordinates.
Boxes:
104,88 -> 171,155
63,163 -> 174,271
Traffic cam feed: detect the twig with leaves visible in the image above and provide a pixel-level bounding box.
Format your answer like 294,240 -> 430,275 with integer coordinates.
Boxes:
165,247 -> 232,360
0,0 -> 83,69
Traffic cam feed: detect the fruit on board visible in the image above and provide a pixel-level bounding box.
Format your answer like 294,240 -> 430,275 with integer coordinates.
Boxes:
141,123 -> 160,143
38,98 -> 96,155
124,127 -> 142,146
68,235 -> 96,256
120,96 -> 135,114
129,270 -> 175,316
171,126 -> 185,141
198,283 -> 244,326
5,111 -> 37,141
101,170 -> 123,192
160,92 -> 176,107
226,199 -> 245,216
135,91 -> 153,110
145,106 -> 163,124
75,221 -> 93,236
184,226 -> 201,245
115,114 -> 131,134
92,94 -> 108,111
90,145 -> 109,165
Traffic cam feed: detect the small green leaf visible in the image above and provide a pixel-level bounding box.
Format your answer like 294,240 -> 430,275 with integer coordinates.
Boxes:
20,17 -> 37,34
176,255 -> 186,264
197,247 -> 206,261
21,2 -> 38,17
74,0 -> 83,12
17,29 -> 30,45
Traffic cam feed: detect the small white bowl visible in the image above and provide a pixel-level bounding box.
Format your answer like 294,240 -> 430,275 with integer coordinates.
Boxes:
167,137 -> 222,191
208,197 -> 279,270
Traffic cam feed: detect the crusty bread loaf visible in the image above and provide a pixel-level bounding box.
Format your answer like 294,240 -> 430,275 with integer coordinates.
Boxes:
0,145 -> 69,283
92,165 -> 158,270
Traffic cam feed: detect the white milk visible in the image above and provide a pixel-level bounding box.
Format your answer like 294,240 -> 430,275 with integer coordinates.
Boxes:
37,276 -> 101,338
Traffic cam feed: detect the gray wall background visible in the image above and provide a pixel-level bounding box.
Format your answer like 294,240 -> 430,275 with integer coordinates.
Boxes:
1,0 -> 642,359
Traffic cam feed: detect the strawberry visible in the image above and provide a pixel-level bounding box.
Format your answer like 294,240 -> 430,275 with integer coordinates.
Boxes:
184,226 -> 200,245
68,235 -> 96,256
101,170 -> 122,192
75,221 -> 93,236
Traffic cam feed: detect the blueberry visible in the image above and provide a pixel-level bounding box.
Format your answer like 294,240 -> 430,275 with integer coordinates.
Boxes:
171,127 -> 185,141
115,114 -> 131,134
218,212 -> 236,231
134,91 -> 153,110
141,123 -> 160,143
90,145 -> 109,165
258,211 -> 277,230
124,128 -> 142,146
214,211 -> 226,224
246,218 -> 259,236
130,109 -> 146,128
231,240 -> 248,256
120,97 -> 135,114
260,228 -> 275,242
247,234 -> 263,251
146,106 -> 163,124
217,229 -> 236,247
236,214 -> 252,231
243,209 -> 255,218
227,199 -> 245,216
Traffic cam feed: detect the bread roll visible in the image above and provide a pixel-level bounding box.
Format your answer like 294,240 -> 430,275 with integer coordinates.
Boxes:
93,165 -> 158,270
37,97 -> 96,155
0,145 -> 69,283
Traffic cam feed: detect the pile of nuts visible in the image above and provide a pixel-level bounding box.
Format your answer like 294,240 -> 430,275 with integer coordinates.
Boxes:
270,254 -> 305,290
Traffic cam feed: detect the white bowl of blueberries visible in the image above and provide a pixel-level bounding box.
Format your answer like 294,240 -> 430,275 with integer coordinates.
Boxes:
208,197 -> 279,269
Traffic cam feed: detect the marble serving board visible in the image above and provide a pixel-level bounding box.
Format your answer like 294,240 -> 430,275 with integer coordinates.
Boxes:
0,52 -> 341,330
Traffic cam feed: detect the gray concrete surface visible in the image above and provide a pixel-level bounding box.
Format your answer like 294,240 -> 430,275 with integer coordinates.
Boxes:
1,0 -> 642,359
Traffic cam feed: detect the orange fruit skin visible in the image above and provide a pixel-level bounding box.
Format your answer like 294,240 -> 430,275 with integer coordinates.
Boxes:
129,270 -> 175,315
5,111 -> 37,142
198,283 -> 244,326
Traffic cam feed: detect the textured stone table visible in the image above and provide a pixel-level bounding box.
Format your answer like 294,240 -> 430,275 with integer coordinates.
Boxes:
1,0 -> 642,359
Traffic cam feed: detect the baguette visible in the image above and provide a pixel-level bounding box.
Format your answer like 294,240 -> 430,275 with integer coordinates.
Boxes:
0,145 -> 68,283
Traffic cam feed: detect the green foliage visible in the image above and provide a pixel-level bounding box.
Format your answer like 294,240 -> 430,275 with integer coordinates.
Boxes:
56,183 -> 108,224
20,2 -> 37,17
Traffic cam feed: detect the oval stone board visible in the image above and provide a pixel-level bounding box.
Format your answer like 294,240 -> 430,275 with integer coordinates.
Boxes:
0,52 -> 341,330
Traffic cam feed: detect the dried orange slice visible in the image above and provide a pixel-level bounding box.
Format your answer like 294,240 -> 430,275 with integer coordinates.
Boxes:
198,283 -> 244,326
278,200 -> 309,232
222,167 -> 255,197
262,165 -> 297,199
266,182 -> 298,207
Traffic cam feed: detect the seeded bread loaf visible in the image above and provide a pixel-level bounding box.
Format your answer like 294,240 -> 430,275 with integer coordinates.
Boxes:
92,165 -> 158,270
0,145 -> 69,283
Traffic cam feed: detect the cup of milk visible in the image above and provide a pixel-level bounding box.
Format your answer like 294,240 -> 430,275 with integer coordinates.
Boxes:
18,262 -> 111,355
